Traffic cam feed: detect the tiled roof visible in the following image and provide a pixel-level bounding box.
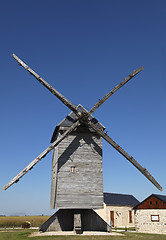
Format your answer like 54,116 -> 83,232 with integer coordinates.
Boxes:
104,192 -> 140,207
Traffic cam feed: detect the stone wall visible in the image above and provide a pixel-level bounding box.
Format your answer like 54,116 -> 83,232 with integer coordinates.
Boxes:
96,203 -> 135,228
135,209 -> 166,234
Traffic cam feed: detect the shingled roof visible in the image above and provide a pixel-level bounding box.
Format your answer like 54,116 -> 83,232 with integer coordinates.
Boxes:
51,104 -> 105,143
104,192 -> 140,207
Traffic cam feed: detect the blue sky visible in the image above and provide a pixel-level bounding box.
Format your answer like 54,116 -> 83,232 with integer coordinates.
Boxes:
0,0 -> 166,216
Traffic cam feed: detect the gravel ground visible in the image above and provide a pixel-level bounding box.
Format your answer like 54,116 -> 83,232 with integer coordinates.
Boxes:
29,231 -> 124,237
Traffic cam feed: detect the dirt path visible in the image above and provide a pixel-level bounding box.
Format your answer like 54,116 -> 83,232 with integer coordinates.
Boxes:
29,231 -> 124,237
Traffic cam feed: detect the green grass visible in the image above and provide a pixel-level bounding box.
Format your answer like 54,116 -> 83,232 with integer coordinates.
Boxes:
0,230 -> 166,240
0,230 -> 33,240
0,216 -> 50,228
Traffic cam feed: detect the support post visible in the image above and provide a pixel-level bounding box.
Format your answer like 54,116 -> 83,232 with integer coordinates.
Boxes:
74,213 -> 82,234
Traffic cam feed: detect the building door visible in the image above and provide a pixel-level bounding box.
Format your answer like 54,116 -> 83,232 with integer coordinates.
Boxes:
129,210 -> 132,223
110,211 -> 114,227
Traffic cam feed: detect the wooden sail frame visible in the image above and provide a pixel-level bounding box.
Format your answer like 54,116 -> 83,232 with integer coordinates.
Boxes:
2,54 -> 162,192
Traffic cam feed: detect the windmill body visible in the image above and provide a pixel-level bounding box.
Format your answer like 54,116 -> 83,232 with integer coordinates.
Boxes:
2,54 -> 162,233
50,105 -> 104,209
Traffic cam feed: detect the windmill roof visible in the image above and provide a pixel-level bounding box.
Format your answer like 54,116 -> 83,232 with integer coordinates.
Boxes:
104,192 -> 140,207
51,104 -> 105,143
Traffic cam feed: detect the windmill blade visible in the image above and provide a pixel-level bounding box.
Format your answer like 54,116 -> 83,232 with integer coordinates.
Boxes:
85,120 -> 162,191
89,67 -> 144,115
2,120 -> 80,190
12,54 -> 79,116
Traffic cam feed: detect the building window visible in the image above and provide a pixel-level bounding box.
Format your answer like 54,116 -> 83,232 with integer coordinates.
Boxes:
129,210 -> 132,223
150,201 -> 152,205
156,201 -> 158,205
70,166 -> 76,173
151,215 -> 159,222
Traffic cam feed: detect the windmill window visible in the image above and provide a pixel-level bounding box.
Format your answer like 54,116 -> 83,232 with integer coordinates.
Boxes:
70,166 -> 76,173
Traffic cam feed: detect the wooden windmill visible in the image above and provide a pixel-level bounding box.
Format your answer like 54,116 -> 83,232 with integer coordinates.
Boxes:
3,54 -> 162,233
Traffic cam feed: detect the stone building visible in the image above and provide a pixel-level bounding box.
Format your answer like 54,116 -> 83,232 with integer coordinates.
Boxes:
134,194 -> 166,234
95,192 -> 140,228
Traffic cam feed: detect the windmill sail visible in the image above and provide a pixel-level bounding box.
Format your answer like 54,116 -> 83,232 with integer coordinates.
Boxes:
12,54 -> 79,116
2,54 -> 162,194
2,121 -> 80,190
86,120 -> 162,191
89,67 -> 144,115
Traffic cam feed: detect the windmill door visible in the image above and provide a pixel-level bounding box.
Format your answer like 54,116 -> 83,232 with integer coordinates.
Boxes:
110,211 -> 114,227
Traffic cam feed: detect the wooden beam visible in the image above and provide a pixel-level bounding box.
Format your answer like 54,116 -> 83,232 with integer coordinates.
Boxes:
12,54 -> 79,116
82,119 -> 162,191
74,213 -> 82,234
89,67 -> 144,115
2,120 -> 80,190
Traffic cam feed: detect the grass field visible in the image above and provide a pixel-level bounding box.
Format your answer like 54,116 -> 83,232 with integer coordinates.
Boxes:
0,216 -> 50,228
0,230 -> 166,240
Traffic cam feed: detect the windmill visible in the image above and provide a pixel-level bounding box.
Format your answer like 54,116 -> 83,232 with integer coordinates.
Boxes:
3,54 -> 162,233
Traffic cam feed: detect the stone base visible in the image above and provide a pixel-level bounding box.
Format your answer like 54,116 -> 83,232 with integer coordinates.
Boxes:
40,209 -> 111,233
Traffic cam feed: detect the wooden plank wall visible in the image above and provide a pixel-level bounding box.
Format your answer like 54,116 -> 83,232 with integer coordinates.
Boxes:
50,128 -> 103,209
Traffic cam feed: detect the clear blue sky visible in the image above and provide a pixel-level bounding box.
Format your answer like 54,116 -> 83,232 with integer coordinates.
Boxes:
0,0 -> 166,216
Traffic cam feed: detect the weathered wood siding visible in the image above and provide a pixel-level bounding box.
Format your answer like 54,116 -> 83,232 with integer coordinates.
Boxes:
50,127 -> 103,209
